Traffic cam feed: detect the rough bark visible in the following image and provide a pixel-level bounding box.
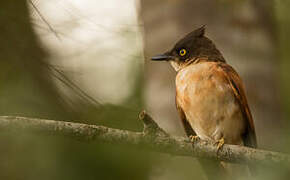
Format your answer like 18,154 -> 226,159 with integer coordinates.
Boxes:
0,111 -> 289,167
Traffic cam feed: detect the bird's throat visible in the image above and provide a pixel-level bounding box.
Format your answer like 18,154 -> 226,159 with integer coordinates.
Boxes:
170,61 -> 182,72
170,58 -> 199,72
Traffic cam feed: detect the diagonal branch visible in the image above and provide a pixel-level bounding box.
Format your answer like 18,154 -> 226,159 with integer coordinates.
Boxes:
0,111 -> 289,167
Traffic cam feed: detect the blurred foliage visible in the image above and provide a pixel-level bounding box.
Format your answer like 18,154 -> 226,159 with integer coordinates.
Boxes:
0,1 -> 151,180
276,0 -> 290,133
1,0 -> 290,180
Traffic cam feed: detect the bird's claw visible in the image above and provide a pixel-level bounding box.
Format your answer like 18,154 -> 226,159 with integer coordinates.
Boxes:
215,137 -> 225,151
189,135 -> 200,142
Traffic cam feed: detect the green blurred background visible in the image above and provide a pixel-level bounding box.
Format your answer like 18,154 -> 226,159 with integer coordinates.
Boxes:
0,0 -> 289,179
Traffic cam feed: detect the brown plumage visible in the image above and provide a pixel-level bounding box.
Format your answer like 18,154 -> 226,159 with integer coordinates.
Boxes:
151,26 -> 257,179
217,63 -> 257,148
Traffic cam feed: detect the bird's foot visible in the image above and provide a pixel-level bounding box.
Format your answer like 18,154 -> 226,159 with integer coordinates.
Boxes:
189,135 -> 200,142
215,137 -> 225,151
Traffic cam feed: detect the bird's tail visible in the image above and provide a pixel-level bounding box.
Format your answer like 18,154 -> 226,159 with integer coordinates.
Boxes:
198,159 -> 228,180
199,159 -> 253,180
221,161 -> 252,180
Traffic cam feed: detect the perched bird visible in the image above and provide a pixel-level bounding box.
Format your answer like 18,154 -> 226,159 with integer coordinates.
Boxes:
151,26 -> 257,179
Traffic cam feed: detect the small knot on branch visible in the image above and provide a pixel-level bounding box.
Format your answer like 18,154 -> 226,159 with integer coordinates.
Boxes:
139,110 -> 168,137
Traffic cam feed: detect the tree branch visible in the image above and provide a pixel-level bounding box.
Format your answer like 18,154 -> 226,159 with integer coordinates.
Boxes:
0,111 -> 289,167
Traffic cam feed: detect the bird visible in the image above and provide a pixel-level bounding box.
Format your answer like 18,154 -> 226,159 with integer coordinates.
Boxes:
151,26 -> 257,180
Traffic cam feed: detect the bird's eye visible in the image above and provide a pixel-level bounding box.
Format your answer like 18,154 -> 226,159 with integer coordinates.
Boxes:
179,49 -> 187,56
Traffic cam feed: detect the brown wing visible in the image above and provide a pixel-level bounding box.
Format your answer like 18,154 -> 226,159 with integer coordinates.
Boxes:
218,63 -> 257,148
176,97 -> 196,137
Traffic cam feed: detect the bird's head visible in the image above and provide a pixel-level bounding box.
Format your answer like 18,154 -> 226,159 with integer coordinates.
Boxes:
151,26 -> 225,71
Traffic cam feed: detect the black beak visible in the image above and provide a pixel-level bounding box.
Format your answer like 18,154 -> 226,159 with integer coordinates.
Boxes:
151,54 -> 174,61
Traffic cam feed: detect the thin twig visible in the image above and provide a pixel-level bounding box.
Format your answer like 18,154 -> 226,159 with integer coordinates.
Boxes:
29,0 -> 61,40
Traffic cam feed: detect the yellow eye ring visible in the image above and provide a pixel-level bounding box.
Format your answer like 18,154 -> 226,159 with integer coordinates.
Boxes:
179,49 -> 187,56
